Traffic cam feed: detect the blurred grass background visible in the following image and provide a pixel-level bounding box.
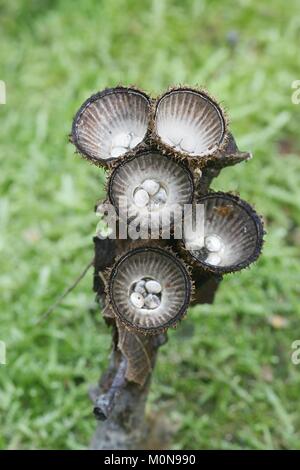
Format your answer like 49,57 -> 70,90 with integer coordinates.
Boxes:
1,0 -> 300,450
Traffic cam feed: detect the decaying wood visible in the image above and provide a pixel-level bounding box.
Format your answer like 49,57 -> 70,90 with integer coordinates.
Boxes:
93,236 -> 116,295
197,133 -> 251,194
191,268 -> 222,306
90,309 -> 167,449
93,356 -> 128,421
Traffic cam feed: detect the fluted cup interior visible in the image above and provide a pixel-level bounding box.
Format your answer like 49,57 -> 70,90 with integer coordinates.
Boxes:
155,90 -> 226,157
109,151 -> 194,229
184,194 -> 263,271
109,248 -> 191,332
73,88 -> 150,163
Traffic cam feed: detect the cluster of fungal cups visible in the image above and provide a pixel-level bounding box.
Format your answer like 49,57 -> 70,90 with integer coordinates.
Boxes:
71,86 -> 265,335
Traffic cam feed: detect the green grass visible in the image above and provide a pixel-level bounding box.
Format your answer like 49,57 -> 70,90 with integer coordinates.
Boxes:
1,0 -> 300,450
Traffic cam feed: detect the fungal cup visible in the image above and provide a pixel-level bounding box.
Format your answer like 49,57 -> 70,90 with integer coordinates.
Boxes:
72,87 -> 151,166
